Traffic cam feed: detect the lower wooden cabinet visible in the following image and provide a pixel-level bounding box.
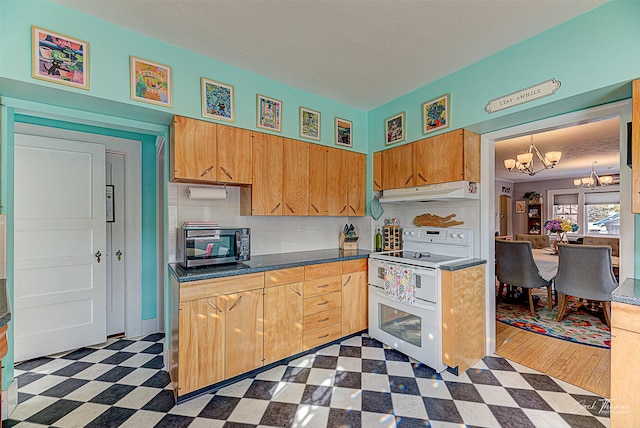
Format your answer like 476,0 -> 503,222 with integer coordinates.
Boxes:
224,289 -> 264,378
341,259 -> 368,336
611,301 -> 640,427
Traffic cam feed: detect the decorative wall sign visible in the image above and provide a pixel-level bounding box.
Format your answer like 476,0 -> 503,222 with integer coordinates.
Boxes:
32,26 -> 89,89
485,79 -> 561,114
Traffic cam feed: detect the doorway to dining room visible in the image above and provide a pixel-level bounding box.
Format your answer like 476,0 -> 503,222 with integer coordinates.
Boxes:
482,99 -> 632,398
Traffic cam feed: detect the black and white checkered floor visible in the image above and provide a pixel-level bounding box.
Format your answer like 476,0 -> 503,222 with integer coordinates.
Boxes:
6,333 -> 610,427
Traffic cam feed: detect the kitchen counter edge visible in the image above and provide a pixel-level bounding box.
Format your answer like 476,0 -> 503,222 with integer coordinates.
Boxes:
440,258 -> 487,271
612,278 -> 640,306
170,249 -> 372,282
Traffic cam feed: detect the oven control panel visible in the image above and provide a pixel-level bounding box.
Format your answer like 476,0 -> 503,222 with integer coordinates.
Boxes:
403,227 -> 472,245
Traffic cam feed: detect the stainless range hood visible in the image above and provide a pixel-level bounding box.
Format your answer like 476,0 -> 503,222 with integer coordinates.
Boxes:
379,181 -> 479,203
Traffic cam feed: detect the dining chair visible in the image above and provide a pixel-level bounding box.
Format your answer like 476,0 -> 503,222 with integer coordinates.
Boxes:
554,243 -> 618,327
495,239 -> 553,316
515,234 -> 550,249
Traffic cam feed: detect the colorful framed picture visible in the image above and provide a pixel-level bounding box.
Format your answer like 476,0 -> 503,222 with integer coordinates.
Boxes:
335,117 -> 353,148
300,107 -> 321,141
422,93 -> 449,134
201,77 -> 234,122
32,26 -> 89,90
515,200 -> 526,213
385,112 -> 405,145
130,56 -> 172,107
257,94 -> 282,132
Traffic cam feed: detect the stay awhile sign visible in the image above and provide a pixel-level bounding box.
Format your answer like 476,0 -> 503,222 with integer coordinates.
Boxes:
485,79 -> 561,114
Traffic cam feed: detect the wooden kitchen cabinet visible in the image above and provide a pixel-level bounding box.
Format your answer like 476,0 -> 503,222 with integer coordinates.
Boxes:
242,132 -> 284,215
373,151 -> 382,191
414,129 -> 480,185
216,125 -> 253,185
381,143 -> 414,190
224,288 -> 264,378
302,261 -> 343,349
611,301 -> 640,427
341,259 -> 368,336
309,144 -> 328,216
263,268 -> 305,365
347,152 -> 366,216
326,147 -> 349,216
283,138 -> 310,216
170,115 -> 217,182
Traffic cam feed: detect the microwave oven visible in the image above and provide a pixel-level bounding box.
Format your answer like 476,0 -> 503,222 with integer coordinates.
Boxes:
177,227 -> 250,268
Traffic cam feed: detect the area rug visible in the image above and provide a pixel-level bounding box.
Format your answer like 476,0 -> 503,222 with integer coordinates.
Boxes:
496,288 -> 610,349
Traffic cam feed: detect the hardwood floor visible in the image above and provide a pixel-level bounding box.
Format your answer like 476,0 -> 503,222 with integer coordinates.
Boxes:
495,321 -> 610,398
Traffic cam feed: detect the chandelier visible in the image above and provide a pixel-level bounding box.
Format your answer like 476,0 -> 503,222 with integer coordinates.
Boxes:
574,161 -> 613,189
503,135 -> 562,176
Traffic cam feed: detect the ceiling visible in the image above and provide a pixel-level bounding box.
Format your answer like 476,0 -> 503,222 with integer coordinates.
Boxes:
494,117 -> 622,183
51,0 -> 607,110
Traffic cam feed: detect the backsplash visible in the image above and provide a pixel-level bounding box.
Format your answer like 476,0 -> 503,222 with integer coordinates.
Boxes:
167,183 -> 373,261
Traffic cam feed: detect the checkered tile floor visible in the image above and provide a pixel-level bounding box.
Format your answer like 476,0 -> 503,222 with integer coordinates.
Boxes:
5,333 -> 610,427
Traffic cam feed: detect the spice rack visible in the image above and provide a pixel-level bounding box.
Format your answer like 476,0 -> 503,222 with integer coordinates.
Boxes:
383,225 -> 401,250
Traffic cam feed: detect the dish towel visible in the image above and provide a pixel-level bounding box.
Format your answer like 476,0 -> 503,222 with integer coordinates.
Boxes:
384,263 -> 416,305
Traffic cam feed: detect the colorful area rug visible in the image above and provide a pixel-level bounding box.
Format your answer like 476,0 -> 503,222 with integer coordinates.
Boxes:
496,288 -> 610,349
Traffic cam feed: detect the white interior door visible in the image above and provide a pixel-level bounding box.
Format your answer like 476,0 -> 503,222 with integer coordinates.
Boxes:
106,152 -> 125,336
14,133 -> 106,362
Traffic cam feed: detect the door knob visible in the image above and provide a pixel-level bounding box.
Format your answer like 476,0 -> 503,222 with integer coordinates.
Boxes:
95,251 -> 102,263
116,250 -> 123,261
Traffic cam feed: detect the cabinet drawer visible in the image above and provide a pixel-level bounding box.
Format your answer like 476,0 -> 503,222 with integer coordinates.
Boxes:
180,273 -> 264,302
305,262 -> 342,280
303,322 -> 342,350
343,259 -> 367,274
304,291 -> 341,315
303,308 -> 341,332
304,276 -> 341,297
265,267 -> 305,288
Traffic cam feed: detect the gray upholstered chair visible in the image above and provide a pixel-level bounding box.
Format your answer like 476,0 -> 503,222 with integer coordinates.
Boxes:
495,239 -> 553,316
515,234 -> 550,249
554,243 -> 618,327
582,236 -> 619,257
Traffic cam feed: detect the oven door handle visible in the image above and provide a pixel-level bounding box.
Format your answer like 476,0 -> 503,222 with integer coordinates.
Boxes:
368,284 -> 435,309
412,268 -> 436,278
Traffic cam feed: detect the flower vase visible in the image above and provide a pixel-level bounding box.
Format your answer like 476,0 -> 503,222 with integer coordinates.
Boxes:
553,232 -> 567,252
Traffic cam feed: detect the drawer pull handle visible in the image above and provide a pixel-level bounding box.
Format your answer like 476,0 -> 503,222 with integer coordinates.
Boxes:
207,302 -> 222,313
228,295 -> 243,311
271,202 -> 281,213
343,276 -> 351,287
317,284 -> 329,288
318,301 -> 329,306
418,173 -> 427,183
318,317 -> 330,323
311,203 -> 320,214
374,180 -> 381,188
350,205 -> 355,213
340,205 -> 347,214
200,165 -> 214,177
291,287 -> 301,296
318,334 -> 330,339
405,174 -> 413,185
220,166 -> 233,180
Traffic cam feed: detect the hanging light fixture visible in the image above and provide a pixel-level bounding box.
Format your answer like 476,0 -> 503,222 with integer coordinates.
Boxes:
574,161 -> 613,189
503,135 -> 562,176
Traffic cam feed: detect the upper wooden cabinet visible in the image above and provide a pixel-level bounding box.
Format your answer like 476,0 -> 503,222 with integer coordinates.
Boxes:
373,151 -> 382,191
309,144 -> 328,216
326,147 -> 349,216
347,152 -> 366,216
243,132 -> 284,216
216,125 -> 253,185
381,143 -> 414,190
170,115 -> 217,182
415,131 -> 464,185
283,138 -> 310,216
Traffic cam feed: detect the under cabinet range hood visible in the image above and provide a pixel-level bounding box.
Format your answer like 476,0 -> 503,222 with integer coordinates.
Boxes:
379,181 -> 479,203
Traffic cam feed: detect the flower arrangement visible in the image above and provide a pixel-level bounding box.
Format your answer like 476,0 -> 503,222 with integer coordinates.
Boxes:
544,218 -> 578,248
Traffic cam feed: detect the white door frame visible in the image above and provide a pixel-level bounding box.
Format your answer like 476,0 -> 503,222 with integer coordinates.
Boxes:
480,99 -> 633,355
14,123 -> 143,338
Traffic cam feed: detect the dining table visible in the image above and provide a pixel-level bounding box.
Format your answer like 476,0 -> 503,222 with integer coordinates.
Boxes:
532,248 -> 620,281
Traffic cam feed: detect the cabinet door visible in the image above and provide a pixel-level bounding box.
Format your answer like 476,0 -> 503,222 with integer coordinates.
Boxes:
216,125 -> 252,185
264,283 -> 303,364
326,147 -> 349,216
415,131 -> 463,185
373,151 -> 382,191
381,143 -> 413,189
170,116 -> 217,182
347,152 -> 366,216
309,144 -> 327,216
342,260 -> 368,336
178,297 -> 225,395
251,132 -> 283,215
224,289 -> 264,378
283,139 -> 309,216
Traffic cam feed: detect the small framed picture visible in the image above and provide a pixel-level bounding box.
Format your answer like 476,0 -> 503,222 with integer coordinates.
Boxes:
515,200 -> 526,213
385,112 -> 405,145
201,77 -> 234,122
335,117 -> 352,148
106,185 -> 115,222
422,93 -> 449,134
32,26 -> 89,90
300,107 -> 321,141
130,56 -> 172,107
257,94 -> 282,132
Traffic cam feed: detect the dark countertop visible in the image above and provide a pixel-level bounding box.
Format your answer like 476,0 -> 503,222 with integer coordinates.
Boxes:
440,258 -> 487,271
0,279 -> 11,328
170,249 -> 372,282
612,278 -> 640,306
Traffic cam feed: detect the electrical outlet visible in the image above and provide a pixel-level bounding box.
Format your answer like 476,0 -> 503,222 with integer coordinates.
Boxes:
298,229 -> 307,235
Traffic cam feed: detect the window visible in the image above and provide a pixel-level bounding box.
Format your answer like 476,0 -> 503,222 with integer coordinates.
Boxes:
548,188 -> 620,236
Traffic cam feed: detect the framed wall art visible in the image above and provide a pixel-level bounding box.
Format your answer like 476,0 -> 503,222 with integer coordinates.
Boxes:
32,26 -> 89,90
335,117 -> 352,148
515,200 -> 526,214
130,56 -> 172,107
385,112 -> 405,145
201,77 -> 234,122
422,93 -> 449,134
300,107 -> 320,141
257,94 -> 282,132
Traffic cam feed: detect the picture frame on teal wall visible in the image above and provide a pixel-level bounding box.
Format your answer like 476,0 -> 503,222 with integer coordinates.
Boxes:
201,77 -> 234,122
422,93 -> 449,134
300,107 -> 320,141
130,56 -> 172,107
257,94 -> 282,132
335,117 -> 352,148
385,112 -> 405,145
32,26 -> 89,90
